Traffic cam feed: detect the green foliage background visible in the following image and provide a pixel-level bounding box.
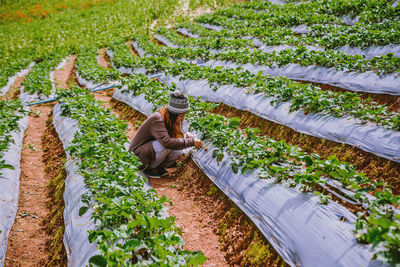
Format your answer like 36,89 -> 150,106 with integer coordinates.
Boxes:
0,0 -> 232,70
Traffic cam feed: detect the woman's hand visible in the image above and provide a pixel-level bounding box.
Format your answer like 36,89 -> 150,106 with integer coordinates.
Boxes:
194,139 -> 203,149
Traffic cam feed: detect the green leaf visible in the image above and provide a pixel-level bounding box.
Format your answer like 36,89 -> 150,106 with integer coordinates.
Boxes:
79,206 -> 89,216
89,255 -> 107,267
187,251 -> 207,265
228,117 -> 241,128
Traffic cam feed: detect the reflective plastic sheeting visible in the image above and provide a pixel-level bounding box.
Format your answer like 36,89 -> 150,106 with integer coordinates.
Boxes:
153,35 -> 179,49
0,115 -> 28,267
112,88 -> 385,267
290,24 -> 310,34
75,71 -> 118,91
52,104 -> 99,267
176,28 -> 200,38
154,34 -> 400,95
107,43 -> 400,163
202,58 -> 400,95
199,23 -> 224,31
157,74 -> 400,163
340,15 -> 359,25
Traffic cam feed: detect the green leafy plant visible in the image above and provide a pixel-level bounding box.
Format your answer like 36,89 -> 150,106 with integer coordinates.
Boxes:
0,100 -> 27,175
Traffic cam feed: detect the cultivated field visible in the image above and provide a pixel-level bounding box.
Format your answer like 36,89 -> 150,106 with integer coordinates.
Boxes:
1,0 -> 399,266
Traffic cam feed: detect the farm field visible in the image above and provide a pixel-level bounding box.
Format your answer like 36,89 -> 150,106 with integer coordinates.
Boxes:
0,0 -> 400,266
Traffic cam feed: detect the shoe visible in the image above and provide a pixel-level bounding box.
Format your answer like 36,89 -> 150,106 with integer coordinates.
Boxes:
157,168 -> 169,177
146,168 -> 168,178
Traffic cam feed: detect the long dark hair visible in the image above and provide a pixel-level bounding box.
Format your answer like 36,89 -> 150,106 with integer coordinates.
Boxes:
158,106 -> 184,138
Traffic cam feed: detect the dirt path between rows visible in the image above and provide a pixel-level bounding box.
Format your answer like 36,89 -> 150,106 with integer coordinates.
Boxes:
53,56 -> 77,88
5,104 -> 53,267
98,48 -> 112,69
5,56 -> 76,267
93,89 -> 228,266
150,178 -> 228,266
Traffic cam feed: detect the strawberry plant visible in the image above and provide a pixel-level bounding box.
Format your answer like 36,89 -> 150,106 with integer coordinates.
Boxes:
0,100 -> 27,175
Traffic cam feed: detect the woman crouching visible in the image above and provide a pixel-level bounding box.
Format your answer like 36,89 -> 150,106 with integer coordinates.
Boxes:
128,90 -> 203,178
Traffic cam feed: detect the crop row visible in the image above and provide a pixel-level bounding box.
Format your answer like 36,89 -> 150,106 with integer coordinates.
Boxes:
0,100 -> 27,176
137,34 -> 400,76
242,0 -> 400,24
177,22 -> 315,46
203,0 -> 400,30
195,12 -> 400,49
21,52 -> 66,98
197,10 -> 400,35
56,86 -> 206,266
115,71 -> 400,264
75,46 -> 119,85
157,28 -> 256,50
178,13 -> 400,50
205,5 -> 344,27
117,38 -> 400,131
212,1 -> 400,27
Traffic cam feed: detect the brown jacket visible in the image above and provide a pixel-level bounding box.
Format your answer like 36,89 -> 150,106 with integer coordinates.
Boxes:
128,112 -> 194,167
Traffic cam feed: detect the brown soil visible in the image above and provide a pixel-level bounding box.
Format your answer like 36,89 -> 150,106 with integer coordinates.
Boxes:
149,177 -> 229,266
98,48 -> 112,69
295,80 -> 400,112
5,104 -> 54,267
213,104 -> 400,195
53,56 -> 77,88
41,114 -> 67,266
37,53 -> 74,267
